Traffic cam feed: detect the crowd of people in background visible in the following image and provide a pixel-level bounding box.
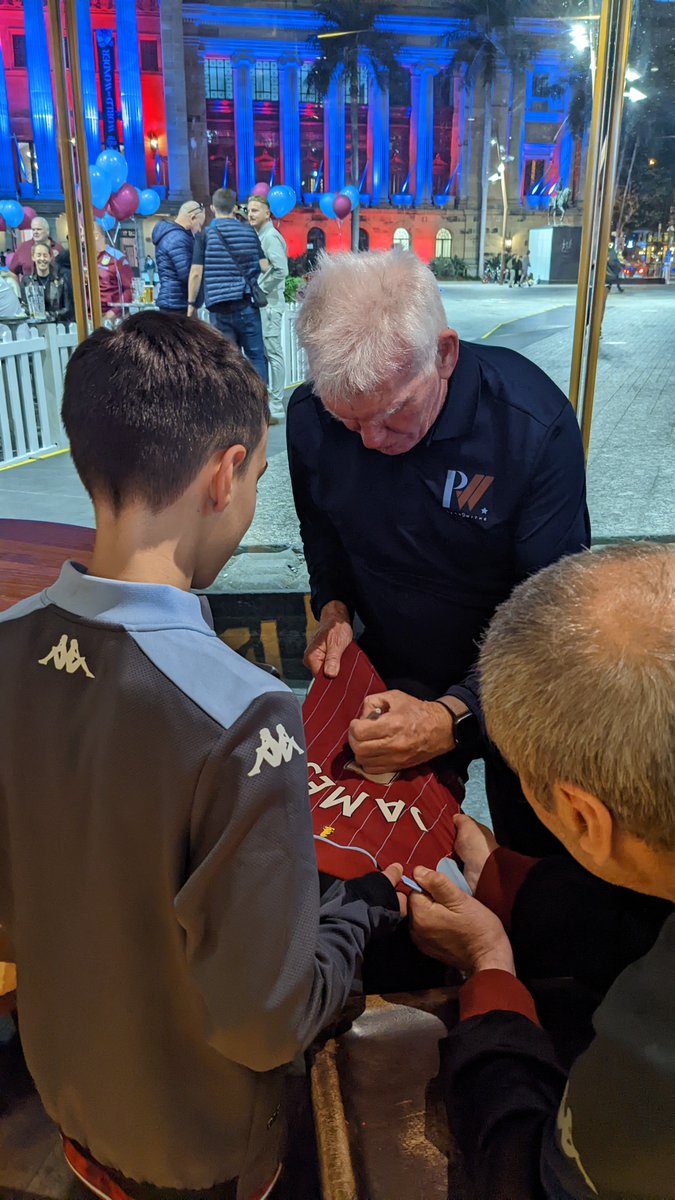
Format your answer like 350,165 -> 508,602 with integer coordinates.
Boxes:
0,189 -> 291,424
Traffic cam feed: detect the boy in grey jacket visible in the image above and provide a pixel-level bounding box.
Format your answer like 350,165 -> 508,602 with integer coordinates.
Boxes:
0,313 -> 401,1200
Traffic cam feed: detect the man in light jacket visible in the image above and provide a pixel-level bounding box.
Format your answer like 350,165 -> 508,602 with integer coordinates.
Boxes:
248,195 -> 289,423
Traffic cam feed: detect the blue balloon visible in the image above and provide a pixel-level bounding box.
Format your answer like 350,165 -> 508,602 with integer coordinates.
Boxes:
0,199 -> 24,228
340,184 -> 360,210
96,148 -> 128,193
89,165 -> 112,210
268,184 -> 296,219
137,188 -> 161,217
96,213 -> 116,232
318,191 -> 337,219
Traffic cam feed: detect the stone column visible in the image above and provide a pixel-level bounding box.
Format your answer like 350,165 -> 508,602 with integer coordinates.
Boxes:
278,58 -> 302,198
413,66 -> 435,206
115,0 -> 147,187
158,0 -> 191,201
23,0 -> 61,198
325,69 -> 345,193
183,38 -> 209,203
233,57 -> 255,200
367,72 -> 389,204
75,0 -> 100,163
0,39 -> 14,197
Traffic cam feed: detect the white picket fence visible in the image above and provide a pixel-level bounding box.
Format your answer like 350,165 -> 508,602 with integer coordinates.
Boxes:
0,322 -> 78,467
0,305 -> 308,468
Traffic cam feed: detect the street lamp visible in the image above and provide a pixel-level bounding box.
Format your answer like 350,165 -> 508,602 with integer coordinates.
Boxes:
487,142 -> 514,282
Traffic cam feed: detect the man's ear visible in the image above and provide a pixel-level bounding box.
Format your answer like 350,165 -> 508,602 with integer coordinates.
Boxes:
208,445 -> 248,513
438,328 -> 460,379
553,781 -> 614,866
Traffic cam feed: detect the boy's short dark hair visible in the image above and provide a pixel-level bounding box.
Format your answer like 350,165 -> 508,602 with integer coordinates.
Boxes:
212,188 -> 237,214
62,312 -> 268,513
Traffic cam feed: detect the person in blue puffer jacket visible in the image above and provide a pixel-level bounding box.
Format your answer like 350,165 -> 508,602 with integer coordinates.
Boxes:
152,202 -> 206,313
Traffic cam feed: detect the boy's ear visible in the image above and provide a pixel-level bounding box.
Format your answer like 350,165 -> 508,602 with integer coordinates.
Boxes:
209,446 -> 247,513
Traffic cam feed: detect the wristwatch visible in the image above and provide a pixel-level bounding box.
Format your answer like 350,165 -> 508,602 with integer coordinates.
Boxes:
433,696 -> 482,754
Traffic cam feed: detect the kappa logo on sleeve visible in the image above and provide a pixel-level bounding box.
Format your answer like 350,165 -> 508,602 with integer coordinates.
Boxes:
442,469 -> 494,522
247,724 -> 304,776
556,1083 -> 598,1194
38,633 -> 95,679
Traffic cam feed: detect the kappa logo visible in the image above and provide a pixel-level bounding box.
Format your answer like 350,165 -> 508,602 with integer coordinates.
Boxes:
556,1084 -> 598,1194
442,469 -> 494,515
38,634 -> 95,679
247,724 -> 304,776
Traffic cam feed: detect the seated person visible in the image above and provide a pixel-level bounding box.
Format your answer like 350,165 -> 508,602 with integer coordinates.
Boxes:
408,543 -> 675,1200
19,242 -> 72,322
0,312 -> 402,1200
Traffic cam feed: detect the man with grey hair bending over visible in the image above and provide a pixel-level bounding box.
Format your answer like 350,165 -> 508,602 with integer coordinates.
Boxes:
409,542 -> 675,1200
287,250 -> 590,854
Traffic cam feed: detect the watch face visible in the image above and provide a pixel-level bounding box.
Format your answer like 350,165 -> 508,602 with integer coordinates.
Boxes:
454,711 -> 480,749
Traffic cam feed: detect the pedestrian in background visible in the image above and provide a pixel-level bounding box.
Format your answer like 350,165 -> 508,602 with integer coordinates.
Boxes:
93,225 -> 133,321
187,188 -> 268,381
9,216 -> 62,279
248,194 -> 289,424
152,201 -> 205,314
19,242 -> 72,323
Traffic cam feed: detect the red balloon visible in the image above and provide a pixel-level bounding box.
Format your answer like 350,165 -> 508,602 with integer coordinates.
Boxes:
252,182 -> 270,197
108,183 -> 140,221
333,194 -> 352,219
19,205 -> 38,231
92,205 -> 106,218
0,214 -> 6,233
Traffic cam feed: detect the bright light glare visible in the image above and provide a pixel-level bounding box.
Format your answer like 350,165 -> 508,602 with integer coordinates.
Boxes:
625,67 -> 641,83
488,171 -> 501,183
625,86 -> 647,102
570,24 -> 590,52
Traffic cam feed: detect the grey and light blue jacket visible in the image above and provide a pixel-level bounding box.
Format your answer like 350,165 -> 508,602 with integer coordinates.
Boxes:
0,563 -> 399,1196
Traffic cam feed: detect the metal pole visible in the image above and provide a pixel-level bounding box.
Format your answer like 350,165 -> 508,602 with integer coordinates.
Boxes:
63,0 -> 103,329
568,0 -> 633,450
45,0 -> 89,341
568,0 -> 614,415
579,0 -> 632,456
616,135 -> 638,235
499,166 -> 508,281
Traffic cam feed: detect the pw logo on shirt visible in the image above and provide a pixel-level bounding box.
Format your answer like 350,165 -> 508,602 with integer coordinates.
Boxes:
248,724 -> 304,776
442,469 -> 494,513
38,634 -> 95,679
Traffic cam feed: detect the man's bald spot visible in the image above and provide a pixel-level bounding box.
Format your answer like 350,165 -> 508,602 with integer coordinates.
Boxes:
178,201 -> 201,220
583,551 -> 675,662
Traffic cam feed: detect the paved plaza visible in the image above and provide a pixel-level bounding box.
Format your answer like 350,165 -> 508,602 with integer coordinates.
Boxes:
2,282 -> 673,596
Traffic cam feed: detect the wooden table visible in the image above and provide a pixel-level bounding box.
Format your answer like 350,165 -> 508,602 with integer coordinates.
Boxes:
0,518 -> 94,612
0,520 -> 94,1008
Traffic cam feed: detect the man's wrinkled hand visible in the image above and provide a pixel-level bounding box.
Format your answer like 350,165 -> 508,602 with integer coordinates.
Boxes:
304,601 -> 353,679
409,867 -> 515,974
348,690 -> 455,772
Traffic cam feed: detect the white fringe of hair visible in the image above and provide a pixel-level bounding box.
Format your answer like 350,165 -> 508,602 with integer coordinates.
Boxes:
295,250 -> 448,401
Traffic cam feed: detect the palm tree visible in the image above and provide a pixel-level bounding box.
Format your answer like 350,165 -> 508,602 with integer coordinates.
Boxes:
307,1 -> 402,250
443,1 -> 538,275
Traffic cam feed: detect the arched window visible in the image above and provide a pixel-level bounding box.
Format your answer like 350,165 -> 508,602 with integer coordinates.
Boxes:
358,227 -> 369,251
393,227 -> 411,251
435,228 -> 452,259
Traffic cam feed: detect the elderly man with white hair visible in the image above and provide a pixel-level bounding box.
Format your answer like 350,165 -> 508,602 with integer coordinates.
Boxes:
287,250 -> 590,853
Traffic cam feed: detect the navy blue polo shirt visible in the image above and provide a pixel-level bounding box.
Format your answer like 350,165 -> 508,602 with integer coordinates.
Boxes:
287,340 -> 590,714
